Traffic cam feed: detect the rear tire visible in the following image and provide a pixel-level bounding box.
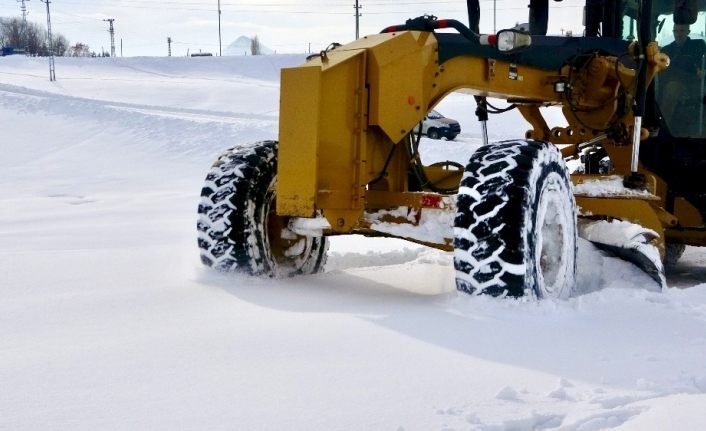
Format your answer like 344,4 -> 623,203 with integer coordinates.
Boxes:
197,141 -> 328,276
427,128 -> 440,140
454,140 -> 577,298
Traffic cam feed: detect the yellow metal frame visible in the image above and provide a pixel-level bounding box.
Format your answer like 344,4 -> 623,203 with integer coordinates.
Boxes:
277,30 -> 688,254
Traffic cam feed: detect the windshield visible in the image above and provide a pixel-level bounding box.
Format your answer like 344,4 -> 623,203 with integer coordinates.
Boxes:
655,9 -> 706,137
427,110 -> 443,120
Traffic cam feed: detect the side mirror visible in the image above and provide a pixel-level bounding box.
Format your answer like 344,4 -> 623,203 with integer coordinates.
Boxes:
496,29 -> 532,53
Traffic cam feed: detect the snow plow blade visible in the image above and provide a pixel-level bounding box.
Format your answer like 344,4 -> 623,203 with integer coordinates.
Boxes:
579,220 -> 666,290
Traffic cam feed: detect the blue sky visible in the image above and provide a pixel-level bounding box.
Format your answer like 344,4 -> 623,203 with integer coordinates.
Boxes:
1,0 -> 585,56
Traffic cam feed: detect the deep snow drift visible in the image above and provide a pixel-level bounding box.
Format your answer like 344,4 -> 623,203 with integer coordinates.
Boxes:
1,55 -> 706,430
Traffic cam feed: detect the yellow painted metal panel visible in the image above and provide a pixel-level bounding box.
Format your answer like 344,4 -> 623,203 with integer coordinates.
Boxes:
433,56 -> 560,104
278,49 -> 368,219
673,197 -> 704,228
317,51 -> 367,212
277,65 -> 321,217
367,31 -> 437,143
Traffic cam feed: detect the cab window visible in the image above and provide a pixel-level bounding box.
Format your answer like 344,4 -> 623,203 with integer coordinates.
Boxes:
655,10 -> 706,137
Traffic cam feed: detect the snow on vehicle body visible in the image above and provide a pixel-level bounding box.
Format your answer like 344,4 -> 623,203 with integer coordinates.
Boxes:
198,0 -> 706,298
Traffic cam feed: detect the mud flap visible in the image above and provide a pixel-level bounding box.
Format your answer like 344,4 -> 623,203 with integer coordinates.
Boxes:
578,220 -> 666,290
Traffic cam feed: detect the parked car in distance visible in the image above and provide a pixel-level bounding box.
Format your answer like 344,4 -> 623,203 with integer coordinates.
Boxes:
1,47 -> 27,56
414,110 -> 461,140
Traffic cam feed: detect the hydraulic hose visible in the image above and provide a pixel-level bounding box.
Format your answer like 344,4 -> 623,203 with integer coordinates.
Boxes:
381,16 -> 480,44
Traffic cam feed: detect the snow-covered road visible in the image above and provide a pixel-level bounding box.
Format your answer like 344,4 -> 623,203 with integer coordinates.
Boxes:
1,56 -> 705,430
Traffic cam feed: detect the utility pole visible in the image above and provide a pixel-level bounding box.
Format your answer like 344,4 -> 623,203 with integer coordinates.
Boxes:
167,37 -> 172,57
217,0 -> 222,56
493,0 -> 496,33
40,0 -> 55,81
17,0 -> 29,51
103,18 -> 116,57
354,0 -> 362,39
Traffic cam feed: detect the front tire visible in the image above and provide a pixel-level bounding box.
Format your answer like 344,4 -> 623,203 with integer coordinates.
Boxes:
454,140 -> 577,298
197,141 -> 328,276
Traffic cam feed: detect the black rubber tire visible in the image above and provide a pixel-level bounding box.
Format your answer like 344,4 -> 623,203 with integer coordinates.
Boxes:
447,134 -> 458,141
197,140 -> 328,276
454,140 -> 577,298
427,128 -> 440,140
665,242 -> 686,267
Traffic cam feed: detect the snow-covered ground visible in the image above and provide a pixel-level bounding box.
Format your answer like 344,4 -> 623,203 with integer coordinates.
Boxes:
1,55 -> 706,430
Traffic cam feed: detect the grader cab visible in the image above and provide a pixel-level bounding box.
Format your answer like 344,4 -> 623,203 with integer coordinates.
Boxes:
198,0 -> 706,299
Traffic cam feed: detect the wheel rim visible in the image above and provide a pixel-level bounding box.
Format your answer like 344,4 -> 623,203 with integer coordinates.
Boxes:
535,172 -> 573,298
263,181 -> 316,275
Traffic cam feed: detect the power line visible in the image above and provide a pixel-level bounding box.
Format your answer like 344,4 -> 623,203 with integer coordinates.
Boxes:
25,0 -> 459,13
2,0 -> 585,58
0,0 -> 583,13
172,40 -> 220,46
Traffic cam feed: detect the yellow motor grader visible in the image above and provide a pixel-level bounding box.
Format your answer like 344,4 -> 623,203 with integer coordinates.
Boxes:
198,0 -> 706,298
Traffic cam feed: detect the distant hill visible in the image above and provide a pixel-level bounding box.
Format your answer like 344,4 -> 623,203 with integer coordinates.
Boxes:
224,36 -> 274,56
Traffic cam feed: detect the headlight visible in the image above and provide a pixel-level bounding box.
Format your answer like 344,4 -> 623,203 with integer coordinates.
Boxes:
496,30 -> 532,52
